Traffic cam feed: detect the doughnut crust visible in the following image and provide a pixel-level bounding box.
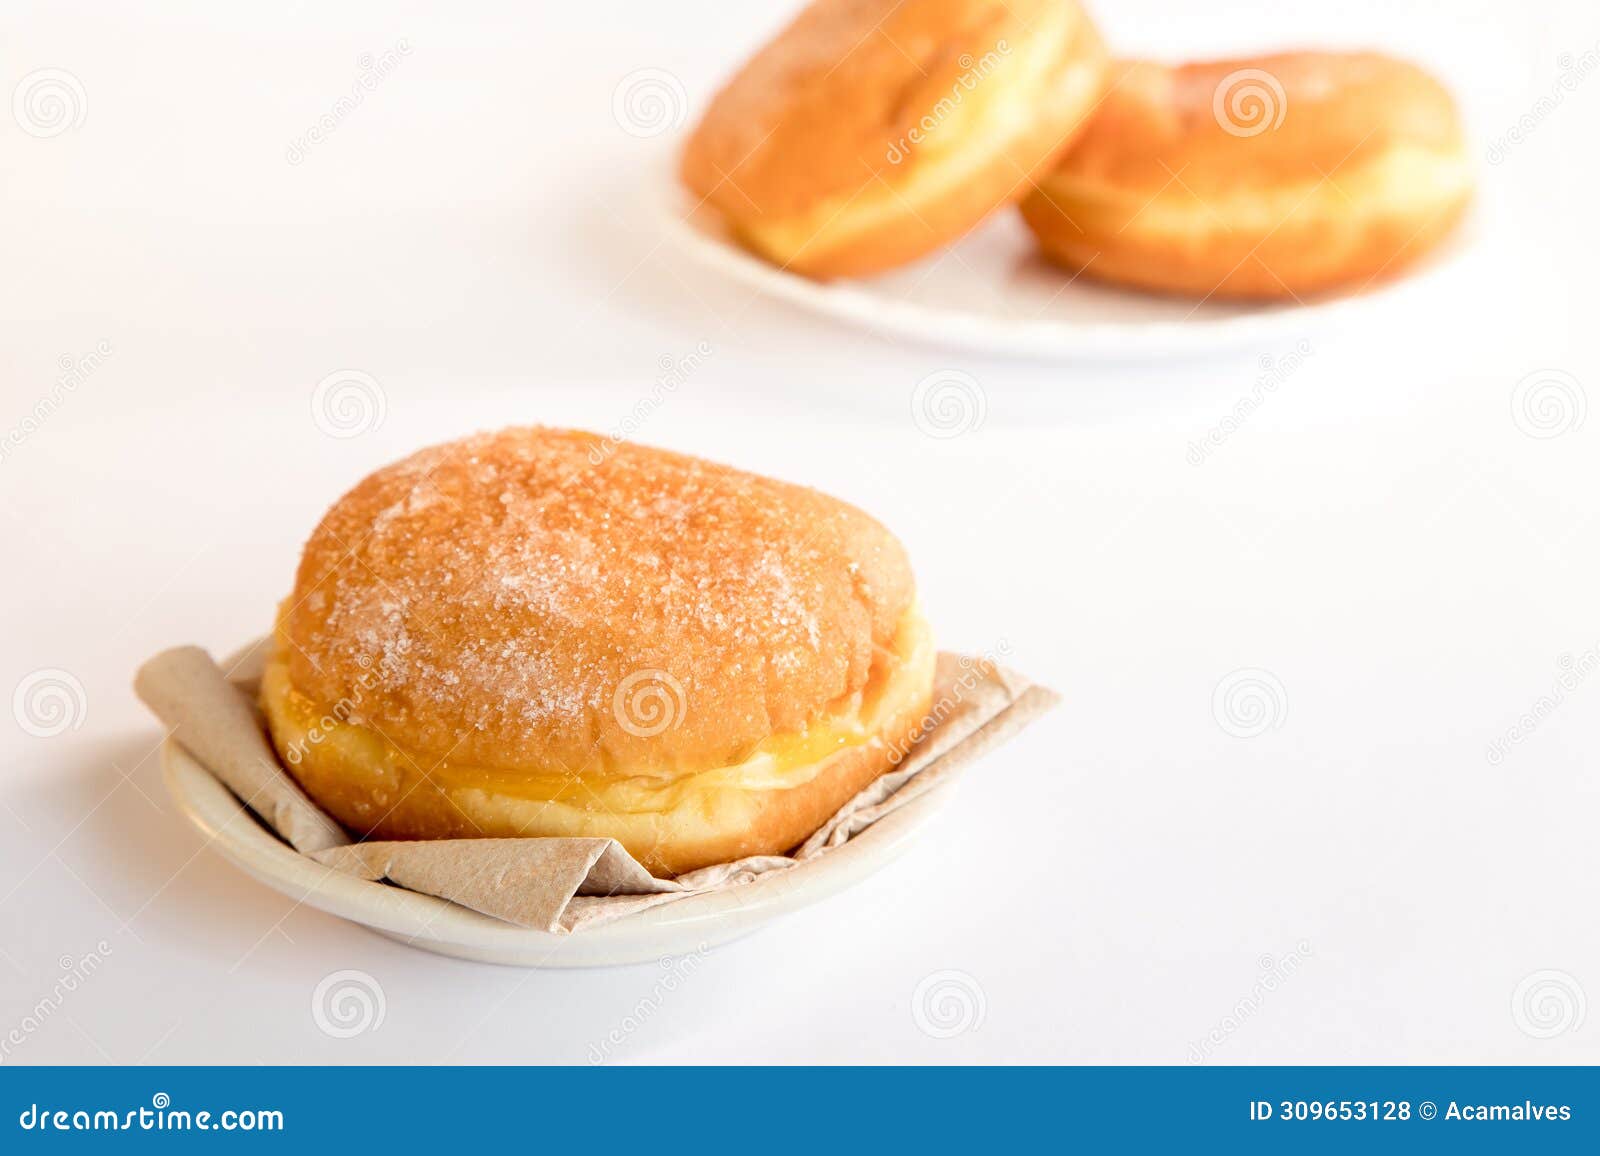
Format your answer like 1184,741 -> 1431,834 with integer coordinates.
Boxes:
681,0 -> 1108,278
261,427 -> 935,875
1020,53 -> 1473,299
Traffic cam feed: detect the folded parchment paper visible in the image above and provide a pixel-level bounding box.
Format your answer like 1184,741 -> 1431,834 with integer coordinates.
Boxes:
136,645 -> 1057,934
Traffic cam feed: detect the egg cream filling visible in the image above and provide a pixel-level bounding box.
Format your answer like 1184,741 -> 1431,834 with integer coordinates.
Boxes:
260,604 -> 936,817
1047,144 -> 1472,239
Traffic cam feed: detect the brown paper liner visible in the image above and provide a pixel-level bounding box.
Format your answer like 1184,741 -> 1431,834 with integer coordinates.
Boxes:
136,645 -> 1057,934
134,647 -> 348,855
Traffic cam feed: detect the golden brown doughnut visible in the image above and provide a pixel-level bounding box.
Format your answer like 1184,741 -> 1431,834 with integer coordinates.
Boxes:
259,427 -> 936,876
681,0 -> 1108,278
1019,52 -> 1474,299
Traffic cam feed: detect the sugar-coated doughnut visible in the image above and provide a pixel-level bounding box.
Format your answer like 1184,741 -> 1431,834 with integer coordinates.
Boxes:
260,428 -> 936,876
681,0 -> 1108,278
1020,53 -> 1473,299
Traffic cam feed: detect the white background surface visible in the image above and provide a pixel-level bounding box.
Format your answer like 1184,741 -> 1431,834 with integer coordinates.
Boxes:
1,0 -> 1596,1063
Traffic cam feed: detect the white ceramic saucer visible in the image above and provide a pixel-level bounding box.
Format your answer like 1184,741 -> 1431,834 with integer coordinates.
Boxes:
161,730 -> 951,969
659,169 -> 1480,362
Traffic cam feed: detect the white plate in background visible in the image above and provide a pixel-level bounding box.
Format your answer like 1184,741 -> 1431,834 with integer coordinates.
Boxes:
660,174 -> 1480,362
